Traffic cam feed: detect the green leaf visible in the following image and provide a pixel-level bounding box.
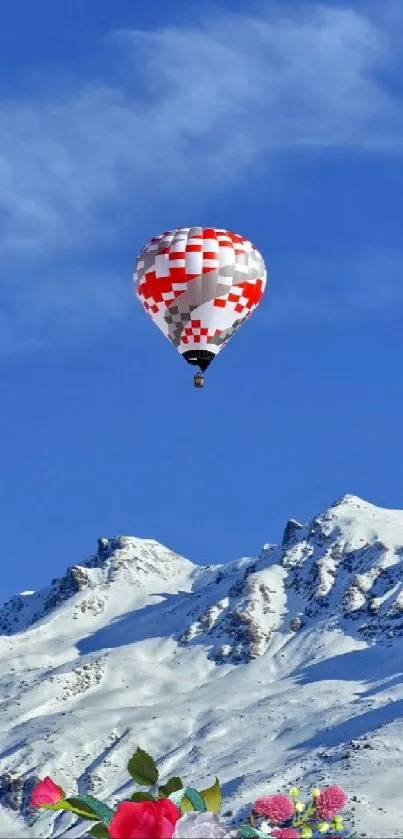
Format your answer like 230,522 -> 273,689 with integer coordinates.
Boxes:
40,798 -> 99,821
66,795 -> 115,825
158,777 -> 183,798
200,777 -> 222,813
38,801 -> 73,813
130,792 -> 156,803
87,823 -> 110,838
177,792 -> 195,814
66,797 -> 100,820
237,827 -> 268,839
170,779 -> 222,817
179,788 -> 207,814
127,747 -> 159,787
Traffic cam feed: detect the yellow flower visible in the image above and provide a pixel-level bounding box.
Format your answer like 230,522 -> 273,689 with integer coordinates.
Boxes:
317,823 -> 330,833
334,816 -> 343,829
300,828 -> 313,839
311,788 -> 321,798
289,787 -> 300,798
295,802 -> 305,813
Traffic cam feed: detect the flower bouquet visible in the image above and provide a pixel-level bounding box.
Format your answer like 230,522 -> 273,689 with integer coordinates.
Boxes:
30,745 -> 354,838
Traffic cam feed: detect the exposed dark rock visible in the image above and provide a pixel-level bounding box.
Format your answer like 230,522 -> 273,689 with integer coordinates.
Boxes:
282,518 -> 303,547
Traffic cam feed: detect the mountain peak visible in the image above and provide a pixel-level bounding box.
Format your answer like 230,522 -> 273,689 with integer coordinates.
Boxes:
0,536 -> 195,636
280,495 -> 403,641
330,494 -> 381,511
2,499 -> 403,837
328,493 -> 403,517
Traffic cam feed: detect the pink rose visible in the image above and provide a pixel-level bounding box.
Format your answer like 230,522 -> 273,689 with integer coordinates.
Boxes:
253,794 -> 295,823
30,776 -> 64,807
108,799 -> 180,839
271,829 -> 300,838
315,786 -> 347,820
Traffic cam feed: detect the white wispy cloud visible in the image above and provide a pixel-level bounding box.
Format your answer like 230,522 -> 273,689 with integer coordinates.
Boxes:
0,1 -> 402,349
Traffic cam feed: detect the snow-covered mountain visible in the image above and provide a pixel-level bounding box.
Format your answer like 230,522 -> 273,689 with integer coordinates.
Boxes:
1,494 -> 403,837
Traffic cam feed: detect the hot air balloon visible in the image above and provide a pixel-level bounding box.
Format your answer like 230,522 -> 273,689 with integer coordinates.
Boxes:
134,227 -> 267,387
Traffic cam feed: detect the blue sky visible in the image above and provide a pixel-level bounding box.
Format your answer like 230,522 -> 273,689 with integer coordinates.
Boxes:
1,0 -> 403,603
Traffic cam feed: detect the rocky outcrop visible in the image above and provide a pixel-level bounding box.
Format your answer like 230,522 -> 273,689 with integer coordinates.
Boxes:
282,495 -> 403,641
282,518 -> 304,547
178,561 -> 279,664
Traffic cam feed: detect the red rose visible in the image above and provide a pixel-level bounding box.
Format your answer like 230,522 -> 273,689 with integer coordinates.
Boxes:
30,777 -> 64,807
108,799 -> 180,839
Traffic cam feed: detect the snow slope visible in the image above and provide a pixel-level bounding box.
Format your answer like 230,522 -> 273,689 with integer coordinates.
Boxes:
1,496 -> 403,837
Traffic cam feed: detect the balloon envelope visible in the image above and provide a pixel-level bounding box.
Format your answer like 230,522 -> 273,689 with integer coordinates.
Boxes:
134,226 -> 267,371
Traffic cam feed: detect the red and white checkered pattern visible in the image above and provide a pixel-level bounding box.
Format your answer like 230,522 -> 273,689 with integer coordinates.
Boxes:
180,320 -> 222,346
134,226 -> 267,362
213,278 -> 265,315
